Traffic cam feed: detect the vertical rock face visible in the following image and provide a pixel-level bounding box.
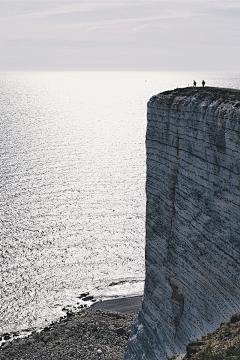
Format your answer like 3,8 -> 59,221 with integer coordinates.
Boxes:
124,88 -> 240,360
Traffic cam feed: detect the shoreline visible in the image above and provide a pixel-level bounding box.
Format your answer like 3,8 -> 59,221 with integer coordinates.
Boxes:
0,295 -> 143,342
89,295 -> 142,314
0,296 -> 142,360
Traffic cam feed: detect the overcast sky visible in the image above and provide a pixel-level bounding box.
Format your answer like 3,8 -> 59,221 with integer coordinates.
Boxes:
1,0 -> 240,71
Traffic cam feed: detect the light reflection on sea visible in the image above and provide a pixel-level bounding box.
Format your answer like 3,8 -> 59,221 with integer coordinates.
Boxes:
1,71 -> 240,333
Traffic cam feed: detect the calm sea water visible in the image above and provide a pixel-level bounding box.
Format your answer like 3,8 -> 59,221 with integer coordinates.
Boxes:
1,71 -> 240,334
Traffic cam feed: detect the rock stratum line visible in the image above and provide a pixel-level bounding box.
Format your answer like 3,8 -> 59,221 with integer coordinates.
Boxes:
124,87 -> 240,360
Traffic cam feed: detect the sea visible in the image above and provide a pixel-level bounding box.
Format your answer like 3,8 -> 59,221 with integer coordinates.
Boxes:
1,71 -> 240,335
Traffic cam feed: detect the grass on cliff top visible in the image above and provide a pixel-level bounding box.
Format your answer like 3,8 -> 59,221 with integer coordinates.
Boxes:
162,86 -> 240,102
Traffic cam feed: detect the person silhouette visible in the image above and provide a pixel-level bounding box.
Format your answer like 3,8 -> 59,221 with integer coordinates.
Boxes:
202,80 -> 205,87
193,80 -> 197,87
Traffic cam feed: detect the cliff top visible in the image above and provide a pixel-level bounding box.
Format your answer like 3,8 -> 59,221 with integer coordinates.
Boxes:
161,86 -> 240,103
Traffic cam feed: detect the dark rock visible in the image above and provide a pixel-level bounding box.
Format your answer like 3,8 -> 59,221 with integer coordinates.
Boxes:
77,292 -> 89,299
231,313 -> 240,324
82,296 -> 94,301
3,334 -> 11,341
116,327 -> 126,336
186,341 -> 205,359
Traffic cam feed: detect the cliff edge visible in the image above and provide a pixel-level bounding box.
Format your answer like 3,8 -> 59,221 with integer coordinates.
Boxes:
124,87 -> 240,359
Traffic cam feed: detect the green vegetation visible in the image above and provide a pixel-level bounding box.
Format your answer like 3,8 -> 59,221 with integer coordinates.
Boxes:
192,342 -> 240,359
182,313 -> 240,360
162,86 -> 240,102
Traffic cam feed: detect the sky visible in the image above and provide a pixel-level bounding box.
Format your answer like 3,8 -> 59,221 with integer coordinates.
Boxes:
0,0 -> 240,71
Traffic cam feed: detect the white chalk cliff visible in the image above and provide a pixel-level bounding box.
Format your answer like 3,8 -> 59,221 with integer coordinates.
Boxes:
124,88 -> 240,359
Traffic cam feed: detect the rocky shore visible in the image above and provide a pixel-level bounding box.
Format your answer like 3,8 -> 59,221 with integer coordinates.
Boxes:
0,310 -> 135,360
0,296 -> 142,360
3,307 -> 240,360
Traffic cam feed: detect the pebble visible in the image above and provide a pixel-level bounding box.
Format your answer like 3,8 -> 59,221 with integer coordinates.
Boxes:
0,310 -> 135,360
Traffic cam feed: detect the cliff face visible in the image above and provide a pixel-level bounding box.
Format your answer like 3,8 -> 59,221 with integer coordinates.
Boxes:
124,88 -> 240,360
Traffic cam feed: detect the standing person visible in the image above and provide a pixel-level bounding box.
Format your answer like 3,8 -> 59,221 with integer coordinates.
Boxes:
202,80 -> 205,87
193,80 -> 197,87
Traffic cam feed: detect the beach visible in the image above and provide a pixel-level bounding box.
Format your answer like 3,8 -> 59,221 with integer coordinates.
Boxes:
0,296 -> 142,360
